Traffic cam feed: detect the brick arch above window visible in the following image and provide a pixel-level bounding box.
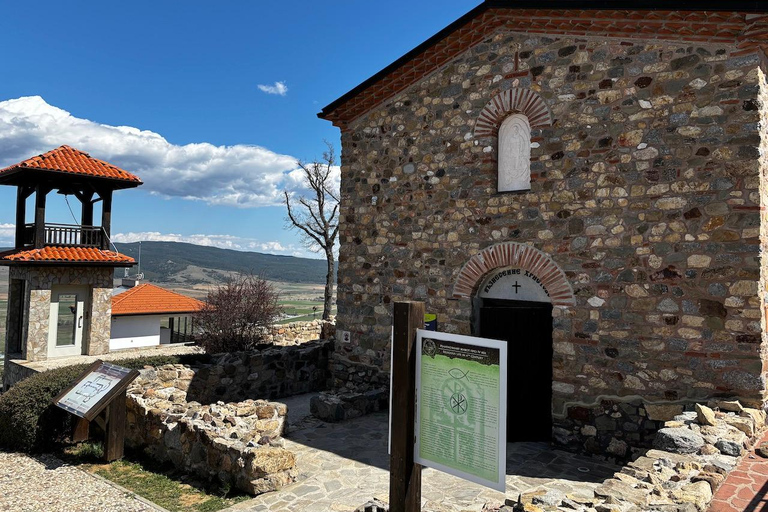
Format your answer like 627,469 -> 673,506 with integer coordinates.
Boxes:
474,88 -> 553,137
452,242 -> 575,307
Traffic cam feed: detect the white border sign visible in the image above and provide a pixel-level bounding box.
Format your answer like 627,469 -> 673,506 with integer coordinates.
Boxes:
415,329 -> 507,492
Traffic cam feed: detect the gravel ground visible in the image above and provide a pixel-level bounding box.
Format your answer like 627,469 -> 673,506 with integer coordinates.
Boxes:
0,452 -> 163,512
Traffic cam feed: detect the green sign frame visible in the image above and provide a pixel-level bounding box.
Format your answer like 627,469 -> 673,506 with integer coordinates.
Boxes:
414,329 -> 507,492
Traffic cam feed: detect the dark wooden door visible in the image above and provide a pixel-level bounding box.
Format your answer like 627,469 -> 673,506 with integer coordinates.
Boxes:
480,300 -> 553,442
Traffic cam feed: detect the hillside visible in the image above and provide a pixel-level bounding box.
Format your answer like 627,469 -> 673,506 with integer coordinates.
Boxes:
114,241 -> 330,285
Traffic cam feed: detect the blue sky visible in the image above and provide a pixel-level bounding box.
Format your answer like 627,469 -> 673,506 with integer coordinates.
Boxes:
0,1 -> 476,257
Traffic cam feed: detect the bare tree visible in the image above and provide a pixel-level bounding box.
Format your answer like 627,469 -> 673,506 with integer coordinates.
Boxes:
283,143 -> 339,321
195,273 -> 281,353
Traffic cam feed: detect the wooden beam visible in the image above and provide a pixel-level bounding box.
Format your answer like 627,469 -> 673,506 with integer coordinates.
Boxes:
389,301 -> 424,512
15,187 -> 27,248
100,189 -> 113,250
103,389 -> 127,462
33,185 -> 48,249
79,190 -> 95,227
72,417 -> 90,443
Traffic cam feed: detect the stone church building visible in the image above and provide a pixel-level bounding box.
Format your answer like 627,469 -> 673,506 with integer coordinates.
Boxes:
320,2 -> 768,456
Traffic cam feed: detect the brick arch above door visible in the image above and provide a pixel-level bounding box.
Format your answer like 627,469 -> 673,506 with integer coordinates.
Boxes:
452,242 -> 575,306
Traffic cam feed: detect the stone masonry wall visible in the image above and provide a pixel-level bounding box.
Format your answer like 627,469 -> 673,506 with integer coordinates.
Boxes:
758,67 -> 768,405
335,31 -> 766,453
123,341 -> 332,494
126,365 -> 296,495
8,266 -> 113,361
260,319 -> 328,346
185,339 -> 333,404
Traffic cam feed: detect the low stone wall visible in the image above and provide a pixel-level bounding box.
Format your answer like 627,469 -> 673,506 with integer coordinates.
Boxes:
311,350 -> 389,422
185,339 -> 333,404
126,365 -> 297,495
261,320 -> 334,346
1,359 -> 38,391
310,389 -> 389,422
503,400 -> 767,512
123,340 -> 333,495
552,396 -> 764,461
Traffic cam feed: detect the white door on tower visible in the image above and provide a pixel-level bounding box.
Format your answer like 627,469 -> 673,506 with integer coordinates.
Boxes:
47,285 -> 88,358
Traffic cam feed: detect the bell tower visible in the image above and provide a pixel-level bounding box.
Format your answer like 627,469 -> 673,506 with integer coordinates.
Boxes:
0,146 -> 140,367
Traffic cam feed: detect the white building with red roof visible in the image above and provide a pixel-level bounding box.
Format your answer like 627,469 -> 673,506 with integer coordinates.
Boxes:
110,282 -> 204,350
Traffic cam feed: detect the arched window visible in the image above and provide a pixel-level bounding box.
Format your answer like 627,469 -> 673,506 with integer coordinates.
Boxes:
498,114 -> 531,193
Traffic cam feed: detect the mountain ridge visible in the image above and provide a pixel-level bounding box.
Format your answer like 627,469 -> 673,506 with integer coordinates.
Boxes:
113,241 -> 330,285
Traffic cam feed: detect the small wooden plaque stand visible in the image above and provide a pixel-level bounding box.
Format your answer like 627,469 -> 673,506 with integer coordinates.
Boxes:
53,360 -> 138,462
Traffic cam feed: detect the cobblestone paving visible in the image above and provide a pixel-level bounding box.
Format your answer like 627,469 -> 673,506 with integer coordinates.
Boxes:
227,394 -> 620,512
0,452 -> 161,512
708,430 -> 768,512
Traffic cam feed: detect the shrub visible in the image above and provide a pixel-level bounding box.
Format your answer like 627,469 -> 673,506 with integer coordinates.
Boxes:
0,353 -> 212,453
195,273 -> 282,353
0,363 -> 89,453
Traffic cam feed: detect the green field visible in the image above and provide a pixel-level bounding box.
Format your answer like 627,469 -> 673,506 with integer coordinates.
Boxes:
276,299 -> 335,324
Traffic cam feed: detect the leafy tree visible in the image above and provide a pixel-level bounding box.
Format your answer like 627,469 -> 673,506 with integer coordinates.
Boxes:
283,143 -> 339,321
195,273 -> 281,353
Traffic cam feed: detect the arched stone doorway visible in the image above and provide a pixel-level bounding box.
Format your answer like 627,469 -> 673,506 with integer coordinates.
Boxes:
452,242 -> 574,442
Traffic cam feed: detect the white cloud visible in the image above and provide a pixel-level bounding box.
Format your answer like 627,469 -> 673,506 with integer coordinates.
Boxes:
110,230 -> 315,258
257,81 -> 288,96
259,241 -> 287,252
0,96 -> 338,208
0,223 -> 14,246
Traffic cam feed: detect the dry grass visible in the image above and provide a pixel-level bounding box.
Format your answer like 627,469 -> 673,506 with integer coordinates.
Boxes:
64,443 -> 250,512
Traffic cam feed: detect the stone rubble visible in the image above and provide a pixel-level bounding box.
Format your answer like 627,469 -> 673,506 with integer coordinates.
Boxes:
487,400 -> 767,512
126,364 -> 298,495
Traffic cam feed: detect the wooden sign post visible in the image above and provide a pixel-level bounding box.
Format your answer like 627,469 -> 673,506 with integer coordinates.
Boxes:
389,301 -> 424,512
53,360 -> 139,462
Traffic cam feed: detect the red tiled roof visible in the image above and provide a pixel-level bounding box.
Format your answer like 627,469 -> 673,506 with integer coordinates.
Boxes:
112,283 -> 205,316
0,145 -> 142,184
0,246 -> 135,265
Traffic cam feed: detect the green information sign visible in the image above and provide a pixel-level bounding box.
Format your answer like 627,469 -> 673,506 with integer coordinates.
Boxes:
415,330 -> 507,492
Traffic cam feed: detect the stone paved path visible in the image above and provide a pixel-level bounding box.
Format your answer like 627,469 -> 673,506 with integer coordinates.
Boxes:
226,394 -> 620,512
708,430 -> 768,512
0,452 -> 162,512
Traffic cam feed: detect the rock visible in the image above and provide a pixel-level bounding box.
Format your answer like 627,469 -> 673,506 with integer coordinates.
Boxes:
695,404 -> 716,426
756,441 -> 768,458
710,400 -> 743,413
723,416 -> 754,437
595,505 -> 622,512
700,444 -> 720,455
715,439 -> 743,457
645,403 -> 685,422
672,481 -> 712,511
594,479 -> 649,508
532,489 -> 565,507
692,471 -> 725,493
607,438 -> 628,458
740,408 -> 766,428
674,412 -> 699,423
654,428 -> 706,454
249,447 -> 296,477
236,405 -> 257,417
